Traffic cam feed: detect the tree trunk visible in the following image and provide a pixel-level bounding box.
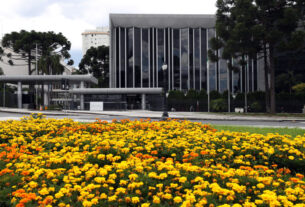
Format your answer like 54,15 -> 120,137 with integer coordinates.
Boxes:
263,43 -> 271,113
269,46 -> 276,113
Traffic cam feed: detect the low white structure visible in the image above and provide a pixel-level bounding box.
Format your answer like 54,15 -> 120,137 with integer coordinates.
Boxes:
82,27 -> 110,55
0,75 -> 98,110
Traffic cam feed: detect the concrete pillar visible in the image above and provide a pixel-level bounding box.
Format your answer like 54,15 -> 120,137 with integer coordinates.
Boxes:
141,94 -> 146,110
43,84 -> 49,107
17,82 -> 22,109
80,81 -> 84,110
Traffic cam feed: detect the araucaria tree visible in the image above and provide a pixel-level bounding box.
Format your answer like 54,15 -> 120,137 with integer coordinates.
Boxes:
211,0 -> 305,113
78,46 -> 109,87
1,30 -> 73,75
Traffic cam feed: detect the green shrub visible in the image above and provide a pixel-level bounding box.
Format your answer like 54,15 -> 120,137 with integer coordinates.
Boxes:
211,98 -> 227,112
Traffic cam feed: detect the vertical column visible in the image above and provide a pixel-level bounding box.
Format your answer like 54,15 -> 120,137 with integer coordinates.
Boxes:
179,29 -> 182,90
156,28 -> 158,87
80,81 -> 84,110
148,28 -> 151,88
133,27 -> 135,88
17,81 -> 22,109
171,28 -> 174,90
141,28 -> 143,88
193,28 -> 195,89
207,29 -> 210,112
199,28 -> 202,91
125,28 -> 127,88
114,28 -> 117,88
187,28 -> 190,90
44,84 -> 49,107
152,28 -> 155,87
141,94 -> 146,110
119,27 -> 121,88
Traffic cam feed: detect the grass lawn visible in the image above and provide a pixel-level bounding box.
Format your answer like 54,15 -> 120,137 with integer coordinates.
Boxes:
213,125 -> 305,138
201,112 -> 305,118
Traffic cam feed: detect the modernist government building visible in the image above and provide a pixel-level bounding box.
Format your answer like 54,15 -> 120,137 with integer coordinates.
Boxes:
109,14 -> 264,93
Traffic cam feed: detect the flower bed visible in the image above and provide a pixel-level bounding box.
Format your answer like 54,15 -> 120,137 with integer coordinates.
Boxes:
0,114 -> 305,207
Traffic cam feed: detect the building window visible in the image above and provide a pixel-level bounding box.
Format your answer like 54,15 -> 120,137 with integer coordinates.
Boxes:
157,28 -> 164,87
181,28 -> 188,90
120,28 -> 126,88
208,28 -> 217,91
194,28 -> 200,90
189,29 -> 194,89
142,28 -> 149,87
127,28 -> 133,88
173,29 -> 180,89
200,28 -> 207,90
134,28 -> 141,88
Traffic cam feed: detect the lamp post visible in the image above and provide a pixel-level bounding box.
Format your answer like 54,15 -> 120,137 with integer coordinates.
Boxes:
161,63 -> 168,120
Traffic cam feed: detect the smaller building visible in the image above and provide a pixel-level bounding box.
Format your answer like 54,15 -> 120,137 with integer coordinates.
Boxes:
82,27 -> 110,55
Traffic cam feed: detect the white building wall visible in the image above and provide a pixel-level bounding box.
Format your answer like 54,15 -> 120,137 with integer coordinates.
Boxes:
82,27 -> 110,55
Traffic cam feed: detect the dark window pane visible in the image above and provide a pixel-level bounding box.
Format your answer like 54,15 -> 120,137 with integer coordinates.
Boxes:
142,29 -> 149,87
219,48 -> 227,93
173,29 -> 180,89
208,28 -> 216,91
181,28 -> 188,90
194,29 -> 200,90
189,29 -> 194,89
134,28 -> 141,87
158,28 -> 164,87
201,28 -> 207,90
127,28 -> 133,88
116,28 -> 120,87
120,28 -> 126,88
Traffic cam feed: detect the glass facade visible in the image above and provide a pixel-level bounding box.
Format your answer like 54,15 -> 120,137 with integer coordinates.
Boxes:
111,25 -> 262,94
127,28 -> 133,88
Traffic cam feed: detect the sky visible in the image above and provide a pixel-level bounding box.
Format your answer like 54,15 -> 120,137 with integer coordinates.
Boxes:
0,0 -> 217,67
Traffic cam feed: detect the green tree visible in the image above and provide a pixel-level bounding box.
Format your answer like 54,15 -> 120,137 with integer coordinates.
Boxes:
212,0 -> 305,113
78,46 -> 109,87
2,30 -> 73,75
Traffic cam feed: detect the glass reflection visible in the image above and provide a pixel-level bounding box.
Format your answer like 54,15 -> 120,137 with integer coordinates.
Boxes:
142,29 -> 149,87
173,29 -> 180,89
181,28 -> 188,90
134,28 -> 141,87
127,28 -> 133,88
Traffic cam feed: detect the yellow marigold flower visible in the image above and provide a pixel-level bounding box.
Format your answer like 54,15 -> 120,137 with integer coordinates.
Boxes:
153,196 -> 161,204
163,193 -> 172,200
129,173 -> 138,181
28,181 -> 38,188
108,195 -> 117,202
179,176 -> 187,183
288,156 -> 294,160
255,200 -> 264,205
131,196 -> 140,204
174,196 -> 183,203
257,183 -> 265,189
100,193 -> 107,199
141,203 -> 150,207
38,187 -> 49,195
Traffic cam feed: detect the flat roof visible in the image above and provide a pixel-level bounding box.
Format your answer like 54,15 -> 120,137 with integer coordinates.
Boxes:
0,75 -> 98,84
70,88 -> 163,94
110,14 -> 216,29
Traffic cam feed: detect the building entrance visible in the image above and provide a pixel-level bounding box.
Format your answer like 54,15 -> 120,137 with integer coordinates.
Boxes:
126,95 -> 141,110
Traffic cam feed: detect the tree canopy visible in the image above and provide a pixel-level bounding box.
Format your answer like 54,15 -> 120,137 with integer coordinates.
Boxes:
78,46 -> 109,87
210,0 -> 305,113
1,30 -> 73,75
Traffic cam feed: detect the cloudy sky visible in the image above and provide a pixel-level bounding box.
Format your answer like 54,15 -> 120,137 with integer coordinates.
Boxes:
0,0 -> 217,67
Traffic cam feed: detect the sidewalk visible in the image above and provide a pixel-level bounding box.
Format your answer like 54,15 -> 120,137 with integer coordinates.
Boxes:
1,107 -> 305,122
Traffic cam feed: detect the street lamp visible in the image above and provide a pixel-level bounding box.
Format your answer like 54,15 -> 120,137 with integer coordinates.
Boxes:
161,63 -> 169,120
